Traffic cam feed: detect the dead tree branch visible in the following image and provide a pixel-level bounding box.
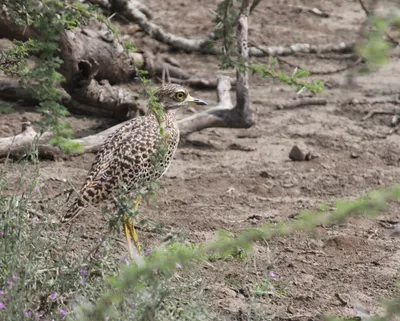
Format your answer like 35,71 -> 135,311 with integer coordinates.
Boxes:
168,76 -> 236,89
111,0 -> 353,57
276,56 -> 363,75
111,0 -> 217,53
0,1 -> 256,159
249,42 -> 355,57
179,0 -> 255,137
0,120 -> 130,160
178,75 -> 234,136
275,98 -> 327,110
111,0 -> 153,20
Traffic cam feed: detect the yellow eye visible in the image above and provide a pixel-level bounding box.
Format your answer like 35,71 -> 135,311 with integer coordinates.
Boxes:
175,91 -> 185,101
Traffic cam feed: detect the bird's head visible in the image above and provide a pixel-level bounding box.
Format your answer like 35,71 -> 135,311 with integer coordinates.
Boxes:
155,84 -> 207,111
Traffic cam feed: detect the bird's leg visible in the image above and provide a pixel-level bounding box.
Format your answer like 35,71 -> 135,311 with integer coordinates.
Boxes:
122,196 -> 141,259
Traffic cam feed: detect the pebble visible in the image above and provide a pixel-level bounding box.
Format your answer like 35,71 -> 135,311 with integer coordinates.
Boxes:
289,143 -> 316,161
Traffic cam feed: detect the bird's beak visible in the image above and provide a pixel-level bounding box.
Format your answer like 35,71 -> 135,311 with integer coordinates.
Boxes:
185,94 -> 208,105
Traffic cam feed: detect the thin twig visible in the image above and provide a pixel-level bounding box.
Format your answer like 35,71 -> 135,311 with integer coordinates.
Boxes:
277,56 -> 363,75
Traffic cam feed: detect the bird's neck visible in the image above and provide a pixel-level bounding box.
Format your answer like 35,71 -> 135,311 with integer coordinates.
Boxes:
150,109 -> 177,125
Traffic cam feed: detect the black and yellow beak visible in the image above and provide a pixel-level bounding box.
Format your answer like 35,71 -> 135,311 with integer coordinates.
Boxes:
185,94 -> 208,105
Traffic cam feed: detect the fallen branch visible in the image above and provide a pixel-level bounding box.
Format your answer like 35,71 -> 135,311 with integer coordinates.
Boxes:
288,5 -> 330,18
277,56 -> 363,75
249,42 -> 355,57
168,76 -> 236,89
111,0 -> 217,53
0,79 -> 126,119
111,0 -> 354,57
275,98 -> 327,110
342,99 -> 400,107
0,0 -> 256,159
110,0 -> 153,20
179,0 -> 255,137
361,110 -> 396,122
0,119 -> 131,160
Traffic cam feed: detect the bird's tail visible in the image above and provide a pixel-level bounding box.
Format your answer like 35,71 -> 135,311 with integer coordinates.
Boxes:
61,197 -> 86,223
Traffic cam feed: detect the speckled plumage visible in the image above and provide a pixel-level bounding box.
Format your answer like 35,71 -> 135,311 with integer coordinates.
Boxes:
62,84 -> 206,223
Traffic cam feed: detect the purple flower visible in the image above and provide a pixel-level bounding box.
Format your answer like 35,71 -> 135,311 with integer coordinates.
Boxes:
25,311 -> 32,317
49,292 -> 57,300
5,297 -> 10,302
35,312 -> 41,319
0,302 -> 4,309
33,186 -> 40,194
32,217 -> 40,225
11,274 -> 18,281
0,232 -> 4,238
60,310 -> 67,318
145,250 -> 152,256
6,282 -> 12,287
120,257 -> 128,264
269,285 -> 275,291
131,303 -> 136,309
269,271 -> 277,278
0,290 -> 4,295
176,263 -> 182,269
81,269 -> 87,277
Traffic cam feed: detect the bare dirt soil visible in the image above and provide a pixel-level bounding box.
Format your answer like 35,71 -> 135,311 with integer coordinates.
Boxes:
2,0 -> 400,320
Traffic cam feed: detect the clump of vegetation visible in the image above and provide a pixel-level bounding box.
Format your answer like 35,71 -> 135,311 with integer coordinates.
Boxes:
1,0 -> 400,321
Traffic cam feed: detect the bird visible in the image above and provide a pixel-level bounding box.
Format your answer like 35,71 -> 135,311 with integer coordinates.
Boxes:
61,84 -> 207,259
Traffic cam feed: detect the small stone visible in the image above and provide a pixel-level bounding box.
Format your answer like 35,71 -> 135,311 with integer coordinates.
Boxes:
289,143 -> 309,161
260,171 -> 274,178
350,152 -> 359,159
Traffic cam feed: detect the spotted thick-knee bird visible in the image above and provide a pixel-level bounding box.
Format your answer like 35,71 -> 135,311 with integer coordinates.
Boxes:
62,84 -> 207,259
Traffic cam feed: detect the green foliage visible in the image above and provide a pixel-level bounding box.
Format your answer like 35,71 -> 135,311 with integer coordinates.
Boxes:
0,104 -> 15,114
213,1 -> 324,96
251,59 -> 324,95
73,185 -> 400,321
0,0 -> 99,154
123,40 -> 137,53
357,16 -> 392,71
213,0 -> 238,69
0,163 -> 122,321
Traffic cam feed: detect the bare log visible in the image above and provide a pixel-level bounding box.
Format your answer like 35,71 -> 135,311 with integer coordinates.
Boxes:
0,79 -> 124,118
0,120 -> 129,160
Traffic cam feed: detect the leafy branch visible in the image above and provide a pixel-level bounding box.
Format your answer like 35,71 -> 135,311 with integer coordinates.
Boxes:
0,1 -> 98,154
76,185 -> 400,320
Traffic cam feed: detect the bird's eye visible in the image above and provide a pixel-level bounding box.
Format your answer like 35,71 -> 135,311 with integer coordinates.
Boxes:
174,91 -> 185,101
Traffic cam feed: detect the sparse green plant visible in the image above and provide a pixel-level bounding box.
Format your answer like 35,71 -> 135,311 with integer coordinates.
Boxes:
3,1 -> 400,321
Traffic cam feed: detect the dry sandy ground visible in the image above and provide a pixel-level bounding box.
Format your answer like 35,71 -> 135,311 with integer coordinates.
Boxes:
1,0 -> 400,320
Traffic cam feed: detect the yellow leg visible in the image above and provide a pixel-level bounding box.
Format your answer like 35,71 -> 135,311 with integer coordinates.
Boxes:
122,196 -> 141,259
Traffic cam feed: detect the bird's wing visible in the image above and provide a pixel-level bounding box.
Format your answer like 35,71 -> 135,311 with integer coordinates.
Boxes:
83,116 -> 158,189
